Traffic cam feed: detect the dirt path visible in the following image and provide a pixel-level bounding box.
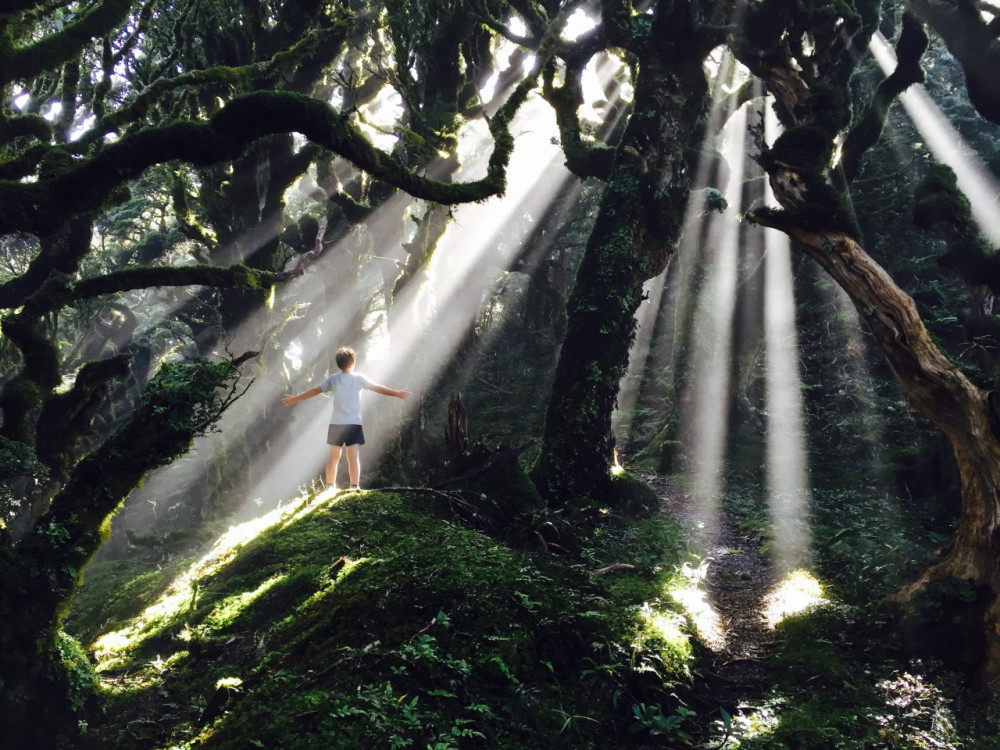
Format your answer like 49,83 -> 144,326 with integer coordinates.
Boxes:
642,473 -> 775,716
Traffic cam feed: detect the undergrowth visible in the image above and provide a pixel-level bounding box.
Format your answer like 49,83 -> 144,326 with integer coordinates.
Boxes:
67,475 -> 697,749
712,477 -> 999,749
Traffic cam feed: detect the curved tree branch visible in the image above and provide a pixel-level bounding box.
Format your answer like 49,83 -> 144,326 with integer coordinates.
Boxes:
0,86 -> 529,235
1,0 -> 133,85
542,61 -> 616,179
841,13 -> 928,183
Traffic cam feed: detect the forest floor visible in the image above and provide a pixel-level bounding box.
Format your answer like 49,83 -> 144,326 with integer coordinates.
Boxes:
642,473 -> 777,737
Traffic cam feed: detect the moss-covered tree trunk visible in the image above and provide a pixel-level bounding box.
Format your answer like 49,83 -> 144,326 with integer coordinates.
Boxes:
0,356 -> 253,743
533,9 -> 714,506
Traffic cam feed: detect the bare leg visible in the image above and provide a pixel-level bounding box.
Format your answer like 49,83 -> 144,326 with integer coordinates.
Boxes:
326,445 -> 343,487
346,444 -> 361,487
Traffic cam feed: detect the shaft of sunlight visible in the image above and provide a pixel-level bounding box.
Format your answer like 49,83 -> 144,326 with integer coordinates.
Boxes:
612,270 -> 668,446
252,82 -> 588,509
612,59 -> 740,445
120,51 -> 629,528
870,32 -> 1000,247
683,103 -> 747,518
376,97 -> 571,392
372,56 -> 632,444
669,57 -> 738,362
763,227 -> 813,572
763,100 -> 813,573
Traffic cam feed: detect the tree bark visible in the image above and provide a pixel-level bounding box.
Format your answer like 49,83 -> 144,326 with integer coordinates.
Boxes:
533,9 -> 715,506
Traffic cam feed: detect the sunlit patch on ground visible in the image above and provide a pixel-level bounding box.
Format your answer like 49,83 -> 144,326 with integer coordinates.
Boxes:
196,573 -> 288,633
761,569 -> 827,629
92,488 -> 346,673
668,558 -> 727,650
635,600 -> 696,678
719,701 -> 782,750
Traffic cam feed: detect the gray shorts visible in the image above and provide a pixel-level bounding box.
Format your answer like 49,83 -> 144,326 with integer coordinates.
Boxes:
327,424 -> 365,447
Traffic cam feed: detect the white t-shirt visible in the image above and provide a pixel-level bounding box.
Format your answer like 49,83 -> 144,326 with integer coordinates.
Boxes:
318,371 -> 373,425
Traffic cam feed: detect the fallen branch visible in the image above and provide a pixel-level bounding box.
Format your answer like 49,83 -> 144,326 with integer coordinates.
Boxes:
591,562 -> 636,576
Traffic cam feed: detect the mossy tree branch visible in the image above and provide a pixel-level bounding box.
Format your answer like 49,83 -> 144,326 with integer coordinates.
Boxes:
87,25 -> 351,141
913,163 -> 1000,292
0,217 -> 99,312
0,314 -> 60,444
908,0 -> 1000,124
0,354 -> 256,727
541,53 -> 616,180
1,0 -> 134,85
841,12 -> 928,182
1,261 -> 300,317
33,354 -> 131,482
0,88 -> 530,235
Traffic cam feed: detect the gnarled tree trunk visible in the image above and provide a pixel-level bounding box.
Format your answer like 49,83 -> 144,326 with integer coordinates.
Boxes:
760,219 -> 1000,680
533,8 -> 717,507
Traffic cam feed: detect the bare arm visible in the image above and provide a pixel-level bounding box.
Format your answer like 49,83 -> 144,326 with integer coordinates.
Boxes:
282,386 -> 322,406
369,384 -> 411,399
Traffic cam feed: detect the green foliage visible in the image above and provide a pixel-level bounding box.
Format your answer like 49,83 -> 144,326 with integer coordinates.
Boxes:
629,701 -> 696,742
913,163 -> 973,230
51,631 -> 99,713
0,433 -> 43,480
138,358 -> 246,450
728,600 -> 966,749
702,187 -> 727,213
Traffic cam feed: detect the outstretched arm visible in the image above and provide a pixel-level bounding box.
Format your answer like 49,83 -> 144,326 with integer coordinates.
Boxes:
369,384 -> 411,399
282,386 -> 322,406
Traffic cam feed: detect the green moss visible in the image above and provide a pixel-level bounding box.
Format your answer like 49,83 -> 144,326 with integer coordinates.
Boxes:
3,0 -> 134,84
913,163 -> 1000,288
606,470 -> 660,516
65,559 -> 188,644
51,630 -> 100,713
914,163 -> 972,230
71,489 -> 694,749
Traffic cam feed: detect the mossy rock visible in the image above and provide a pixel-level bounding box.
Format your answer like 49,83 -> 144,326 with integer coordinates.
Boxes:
606,470 -> 660,516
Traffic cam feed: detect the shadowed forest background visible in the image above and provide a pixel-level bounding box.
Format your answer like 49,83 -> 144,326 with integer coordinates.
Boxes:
3,0 -> 1000,747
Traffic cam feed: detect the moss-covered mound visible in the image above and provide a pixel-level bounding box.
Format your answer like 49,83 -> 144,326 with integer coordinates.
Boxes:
67,485 -> 694,749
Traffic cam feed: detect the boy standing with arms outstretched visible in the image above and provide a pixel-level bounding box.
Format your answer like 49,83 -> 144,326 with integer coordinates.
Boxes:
283,347 -> 410,490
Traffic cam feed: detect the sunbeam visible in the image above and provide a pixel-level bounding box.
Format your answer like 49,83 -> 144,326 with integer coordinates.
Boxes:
612,268 -> 669,446
120,71 -> 616,528
762,226 -> 813,572
680,103 -> 748,538
870,32 -> 1000,247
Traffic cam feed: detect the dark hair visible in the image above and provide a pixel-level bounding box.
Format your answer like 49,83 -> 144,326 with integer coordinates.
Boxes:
335,347 -> 356,370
